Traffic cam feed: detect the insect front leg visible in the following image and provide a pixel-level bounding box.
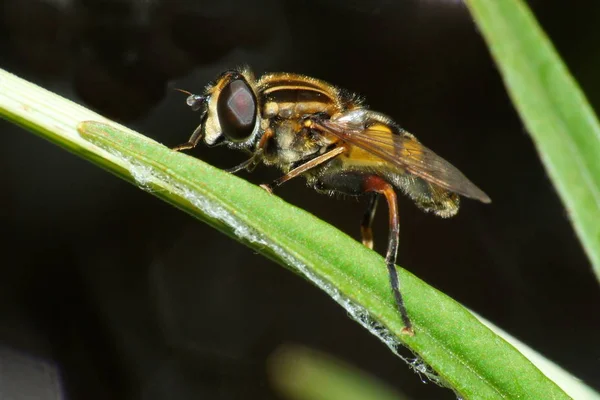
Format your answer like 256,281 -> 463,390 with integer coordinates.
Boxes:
172,123 -> 203,151
225,156 -> 261,174
227,128 -> 274,174
363,175 -> 414,336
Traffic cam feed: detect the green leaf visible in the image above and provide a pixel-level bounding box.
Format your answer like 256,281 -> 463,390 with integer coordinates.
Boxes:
0,68 -> 577,399
268,345 -> 410,400
465,0 -> 600,281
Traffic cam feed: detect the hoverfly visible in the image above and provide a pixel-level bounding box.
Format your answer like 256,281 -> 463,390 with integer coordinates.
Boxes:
173,66 -> 491,335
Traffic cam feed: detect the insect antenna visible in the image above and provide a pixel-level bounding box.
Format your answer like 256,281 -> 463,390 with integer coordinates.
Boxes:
173,87 -> 193,96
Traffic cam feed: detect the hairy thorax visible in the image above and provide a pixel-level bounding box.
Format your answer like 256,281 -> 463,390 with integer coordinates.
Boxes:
262,119 -> 336,171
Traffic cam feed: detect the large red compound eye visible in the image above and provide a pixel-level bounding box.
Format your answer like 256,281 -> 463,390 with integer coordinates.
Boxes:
217,79 -> 257,142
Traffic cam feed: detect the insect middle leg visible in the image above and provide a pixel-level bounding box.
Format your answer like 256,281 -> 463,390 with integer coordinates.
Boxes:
260,146 -> 346,193
361,193 -> 379,250
363,175 -> 414,336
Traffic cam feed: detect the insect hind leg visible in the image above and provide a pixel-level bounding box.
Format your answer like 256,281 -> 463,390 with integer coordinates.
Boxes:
363,175 -> 414,336
360,193 -> 379,250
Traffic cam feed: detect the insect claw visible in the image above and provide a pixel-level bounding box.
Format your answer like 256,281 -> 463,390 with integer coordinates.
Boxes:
172,142 -> 194,151
259,184 -> 274,194
401,327 -> 415,336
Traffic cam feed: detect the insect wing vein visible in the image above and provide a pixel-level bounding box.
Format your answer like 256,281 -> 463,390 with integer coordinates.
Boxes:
319,120 -> 491,203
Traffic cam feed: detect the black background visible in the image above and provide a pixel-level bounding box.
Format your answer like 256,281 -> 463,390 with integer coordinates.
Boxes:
1,0 -> 599,398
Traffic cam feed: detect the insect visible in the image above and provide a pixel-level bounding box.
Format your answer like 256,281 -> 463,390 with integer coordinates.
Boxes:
173,66 -> 491,335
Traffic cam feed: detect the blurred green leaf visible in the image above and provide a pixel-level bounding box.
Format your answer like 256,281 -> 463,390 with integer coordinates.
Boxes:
268,345 -> 409,400
466,0 -> 600,282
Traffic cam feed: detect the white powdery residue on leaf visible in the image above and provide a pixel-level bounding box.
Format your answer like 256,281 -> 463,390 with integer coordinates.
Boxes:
102,148 -> 159,193
409,357 -> 445,386
129,162 -> 154,188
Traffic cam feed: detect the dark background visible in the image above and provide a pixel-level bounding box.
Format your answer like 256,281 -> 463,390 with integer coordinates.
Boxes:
1,0 -> 599,398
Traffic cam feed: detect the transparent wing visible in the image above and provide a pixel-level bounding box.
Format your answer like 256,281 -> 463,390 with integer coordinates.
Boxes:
317,115 -> 491,203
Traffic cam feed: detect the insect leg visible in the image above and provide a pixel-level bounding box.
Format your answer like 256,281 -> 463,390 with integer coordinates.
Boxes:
260,147 -> 346,193
226,157 -> 259,173
363,175 -> 414,336
360,193 -> 379,250
227,128 -> 274,174
172,124 -> 203,151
